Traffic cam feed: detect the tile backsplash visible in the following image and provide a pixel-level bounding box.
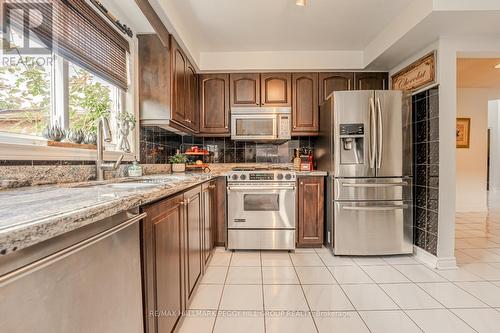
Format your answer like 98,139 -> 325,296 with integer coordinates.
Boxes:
412,86 -> 439,256
139,126 -> 315,164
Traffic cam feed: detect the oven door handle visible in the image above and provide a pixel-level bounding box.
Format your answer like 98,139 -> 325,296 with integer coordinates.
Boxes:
227,185 -> 296,191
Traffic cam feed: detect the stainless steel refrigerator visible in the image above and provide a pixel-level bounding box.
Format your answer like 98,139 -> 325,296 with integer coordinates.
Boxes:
317,90 -> 413,255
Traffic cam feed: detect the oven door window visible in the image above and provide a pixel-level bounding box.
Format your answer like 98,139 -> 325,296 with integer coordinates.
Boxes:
235,119 -> 275,137
244,194 -> 279,211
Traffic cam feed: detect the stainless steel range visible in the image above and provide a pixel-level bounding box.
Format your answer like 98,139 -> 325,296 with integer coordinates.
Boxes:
227,167 -> 296,250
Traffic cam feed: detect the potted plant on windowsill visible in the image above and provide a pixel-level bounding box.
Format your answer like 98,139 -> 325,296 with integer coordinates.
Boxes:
169,153 -> 188,173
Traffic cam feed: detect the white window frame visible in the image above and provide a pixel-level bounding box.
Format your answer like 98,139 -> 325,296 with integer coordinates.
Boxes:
0,53 -> 137,162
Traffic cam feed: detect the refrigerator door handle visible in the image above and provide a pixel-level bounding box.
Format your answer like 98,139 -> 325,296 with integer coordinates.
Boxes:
342,182 -> 408,188
342,205 -> 408,211
376,97 -> 383,169
370,97 -> 376,169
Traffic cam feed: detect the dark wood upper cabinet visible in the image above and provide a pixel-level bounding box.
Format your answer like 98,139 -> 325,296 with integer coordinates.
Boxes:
141,193 -> 185,333
261,73 -> 291,107
171,38 -> 187,126
199,74 -> 230,136
185,60 -> 199,132
230,73 -> 260,107
354,72 -> 388,90
319,72 -> 354,103
184,186 -> 202,299
292,73 -> 318,136
297,177 -> 325,247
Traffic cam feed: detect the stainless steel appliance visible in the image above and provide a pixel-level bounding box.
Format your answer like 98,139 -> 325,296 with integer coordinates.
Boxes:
230,107 -> 291,141
0,209 -> 145,332
317,90 -> 413,255
227,167 -> 296,250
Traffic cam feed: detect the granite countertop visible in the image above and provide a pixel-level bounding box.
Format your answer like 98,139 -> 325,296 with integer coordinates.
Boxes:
0,173 -> 219,256
0,165 -> 328,256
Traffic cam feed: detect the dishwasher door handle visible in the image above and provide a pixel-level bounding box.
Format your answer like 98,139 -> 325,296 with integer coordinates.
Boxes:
227,186 -> 296,191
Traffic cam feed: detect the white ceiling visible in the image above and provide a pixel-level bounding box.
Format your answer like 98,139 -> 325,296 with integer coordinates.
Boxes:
457,58 -> 500,88
162,0 -> 413,52
106,0 -> 500,71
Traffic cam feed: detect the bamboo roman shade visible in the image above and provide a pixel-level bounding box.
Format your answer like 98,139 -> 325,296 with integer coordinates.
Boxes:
4,0 -> 130,90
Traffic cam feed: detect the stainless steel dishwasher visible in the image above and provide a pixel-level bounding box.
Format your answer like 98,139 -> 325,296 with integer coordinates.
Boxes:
0,209 -> 146,333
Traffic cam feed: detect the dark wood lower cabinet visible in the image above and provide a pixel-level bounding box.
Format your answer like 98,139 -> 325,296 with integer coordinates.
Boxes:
297,177 -> 325,248
142,193 -> 185,333
141,180 -> 218,333
184,186 -> 202,299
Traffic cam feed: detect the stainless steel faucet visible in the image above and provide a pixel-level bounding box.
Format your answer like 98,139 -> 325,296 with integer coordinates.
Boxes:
96,116 -> 124,181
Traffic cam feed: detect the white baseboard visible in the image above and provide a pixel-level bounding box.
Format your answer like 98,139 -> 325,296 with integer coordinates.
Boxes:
413,246 -> 457,270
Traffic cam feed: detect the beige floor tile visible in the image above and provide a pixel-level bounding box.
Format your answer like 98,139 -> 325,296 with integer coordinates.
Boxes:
303,284 -> 354,311
177,313 -> 216,333
315,311 -> 369,333
262,266 -> 299,284
188,284 -> 224,310
209,252 -> 232,267
318,253 -> 356,266
213,314 -> 265,333
393,264 -> 447,282
290,253 -> 325,267
230,252 -> 261,266
261,252 -> 292,267
406,309 -> 476,333
380,283 -> 443,309
225,266 -> 262,284
328,265 -> 373,284
219,285 -> 263,310
436,267 -> 484,282
359,310 -> 422,333
341,284 -> 398,310
265,314 -> 317,333
361,265 -> 410,283
456,281 -> 500,307
295,266 -> 337,284
201,266 -> 228,284
418,282 -> 487,308
451,308 -> 500,333
352,256 -> 387,266
382,255 -> 419,265
263,284 -> 309,311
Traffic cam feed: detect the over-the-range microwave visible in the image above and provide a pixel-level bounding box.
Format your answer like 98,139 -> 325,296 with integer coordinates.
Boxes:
230,107 -> 291,141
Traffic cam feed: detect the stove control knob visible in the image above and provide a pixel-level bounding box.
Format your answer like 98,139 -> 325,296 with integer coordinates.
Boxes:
240,174 -> 247,180
277,173 -> 284,180
285,173 -> 292,180
231,174 -> 239,180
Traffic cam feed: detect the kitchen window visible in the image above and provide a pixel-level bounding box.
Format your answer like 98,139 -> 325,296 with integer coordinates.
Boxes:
0,0 -> 132,159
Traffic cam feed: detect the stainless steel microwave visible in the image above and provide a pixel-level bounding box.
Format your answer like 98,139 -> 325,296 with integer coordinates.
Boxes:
230,107 -> 291,141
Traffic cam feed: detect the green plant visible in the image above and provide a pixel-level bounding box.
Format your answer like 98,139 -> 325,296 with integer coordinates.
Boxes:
0,56 -> 51,135
68,68 -> 111,133
168,153 -> 188,164
117,111 -> 136,129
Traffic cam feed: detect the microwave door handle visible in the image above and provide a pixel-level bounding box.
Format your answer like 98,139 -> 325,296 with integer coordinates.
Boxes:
377,97 -> 383,169
369,98 -> 376,169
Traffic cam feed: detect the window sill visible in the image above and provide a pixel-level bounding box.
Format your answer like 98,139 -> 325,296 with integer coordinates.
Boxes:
0,133 -> 136,162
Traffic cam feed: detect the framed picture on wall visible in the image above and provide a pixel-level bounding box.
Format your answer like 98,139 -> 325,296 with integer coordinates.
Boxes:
456,118 -> 471,148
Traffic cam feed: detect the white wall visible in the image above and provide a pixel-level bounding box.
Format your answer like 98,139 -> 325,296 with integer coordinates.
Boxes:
455,89 -> 491,212
489,100 -> 500,192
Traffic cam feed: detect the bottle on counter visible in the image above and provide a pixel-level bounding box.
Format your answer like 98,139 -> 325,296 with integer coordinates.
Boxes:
308,148 -> 314,171
300,149 -> 311,172
293,148 -> 301,171
128,159 -> 143,177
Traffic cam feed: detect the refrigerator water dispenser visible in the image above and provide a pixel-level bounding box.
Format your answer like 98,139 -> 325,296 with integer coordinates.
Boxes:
339,123 -> 364,164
